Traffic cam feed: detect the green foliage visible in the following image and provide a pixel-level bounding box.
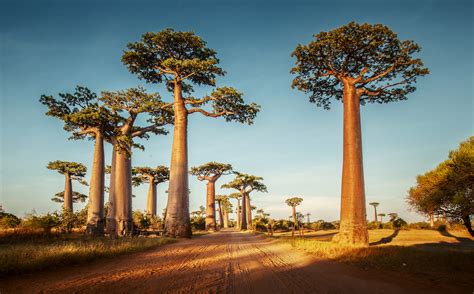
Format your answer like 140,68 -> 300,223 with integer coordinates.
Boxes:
222,172 -> 268,194
21,213 -> 60,233
310,220 -> 337,230
190,206 -> 206,230
407,222 -> 431,230
190,161 -> 233,181
46,160 -> 87,179
367,221 -> 382,230
56,208 -> 86,233
0,211 -> 21,229
408,137 -> 474,234
291,21 -> 429,109
132,166 -> 170,186
51,191 -> 87,203
286,197 -> 303,207
383,217 -> 408,230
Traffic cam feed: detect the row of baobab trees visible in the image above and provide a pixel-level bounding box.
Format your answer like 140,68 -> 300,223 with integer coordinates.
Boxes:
41,21 -> 429,245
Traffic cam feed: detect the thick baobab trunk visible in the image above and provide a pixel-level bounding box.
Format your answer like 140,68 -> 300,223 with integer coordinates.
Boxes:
429,212 -> 435,228
114,149 -> 133,236
217,201 -> 224,228
106,143 -> 117,235
240,193 -> 247,230
146,177 -> 157,216
165,82 -> 192,238
336,82 -> 369,246
64,173 -> 73,211
236,198 -> 241,230
87,132 -> 105,235
223,210 -> 229,228
246,196 -> 253,230
205,181 -> 217,231
292,206 -> 298,230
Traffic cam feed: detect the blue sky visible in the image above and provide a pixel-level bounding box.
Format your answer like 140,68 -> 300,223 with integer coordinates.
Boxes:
1,0 -> 472,222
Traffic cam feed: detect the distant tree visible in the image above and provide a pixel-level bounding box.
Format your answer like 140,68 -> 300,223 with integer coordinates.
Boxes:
190,205 -> 206,230
51,191 -> 87,204
378,213 -> 386,223
190,162 -> 233,231
222,173 -> 267,230
46,161 -> 87,212
215,195 -> 232,228
133,166 -> 170,217
408,137 -> 473,236
305,213 -> 311,225
40,86 -> 118,235
286,197 -> 303,236
123,29 -> 260,238
100,87 -> 172,236
229,192 -> 242,229
369,202 -> 380,223
388,213 -> 398,221
292,22 -> 428,245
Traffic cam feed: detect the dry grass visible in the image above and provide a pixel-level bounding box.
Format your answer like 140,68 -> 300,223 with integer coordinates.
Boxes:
273,229 -> 474,288
0,231 -> 175,276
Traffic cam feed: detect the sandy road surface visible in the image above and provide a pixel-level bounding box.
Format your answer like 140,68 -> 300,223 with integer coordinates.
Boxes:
0,230 -> 463,293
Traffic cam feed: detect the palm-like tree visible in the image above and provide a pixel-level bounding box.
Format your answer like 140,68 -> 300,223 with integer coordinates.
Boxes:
369,202 -> 380,223
378,213 -> 386,223
286,197 -> 303,235
229,193 -> 242,229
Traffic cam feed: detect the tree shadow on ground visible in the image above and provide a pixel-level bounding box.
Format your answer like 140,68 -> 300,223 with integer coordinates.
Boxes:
369,229 -> 400,246
437,228 -> 473,243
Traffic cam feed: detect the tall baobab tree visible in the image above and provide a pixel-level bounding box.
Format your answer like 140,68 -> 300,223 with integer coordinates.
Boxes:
222,173 -> 267,230
101,87 -> 172,236
369,202 -> 380,223
122,29 -> 260,237
133,166 -> 170,217
378,213 -> 386,223
215,195 -> 232,228
46,161 -> 87,212
40,86 -> 118,235
306,213 -> 311,227
229,192 -> 242,229
291,22 -> 429,245
286,197 -> 303,234
190,162 -> 233,231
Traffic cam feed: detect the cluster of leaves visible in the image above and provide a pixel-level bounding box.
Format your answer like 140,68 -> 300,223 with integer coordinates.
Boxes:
190,162 -> 233,181
0,211 -> 21,229
408,137 -> 473,235
132,166 -> 170,186
222,172 -> 268,194
286,197 -> 303,207
46,160 -> 87,184
51,191 -> 87,203
190,206 -> 206,230
291,21 -> 429,109
132,210 -> 163,230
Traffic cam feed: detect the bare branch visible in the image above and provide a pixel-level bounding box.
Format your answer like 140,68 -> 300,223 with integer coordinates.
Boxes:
187,108 -> 230,117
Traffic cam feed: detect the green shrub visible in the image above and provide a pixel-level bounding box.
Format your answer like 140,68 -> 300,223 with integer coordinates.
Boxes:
21,213 -> 60,233
190,215 -> 205,230
408,222 -> 431,229
0,212 -> 21,229
367,221 -> 382,230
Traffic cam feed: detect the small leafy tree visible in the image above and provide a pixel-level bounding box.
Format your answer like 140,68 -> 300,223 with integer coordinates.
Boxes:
222,173 -> 267,230
123,29 -> 260,237
133,166 -> 170,217
190,162 -> 233,231
46,161 -> 87,212
291,22 -> 428,245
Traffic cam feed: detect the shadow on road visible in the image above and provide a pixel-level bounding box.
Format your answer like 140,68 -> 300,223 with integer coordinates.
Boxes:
370,229 -> 400,246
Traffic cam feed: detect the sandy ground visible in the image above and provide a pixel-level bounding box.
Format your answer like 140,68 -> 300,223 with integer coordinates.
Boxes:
0,230 -> 466,294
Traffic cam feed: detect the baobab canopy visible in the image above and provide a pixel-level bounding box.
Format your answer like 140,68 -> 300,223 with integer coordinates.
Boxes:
291,22 -> 429,109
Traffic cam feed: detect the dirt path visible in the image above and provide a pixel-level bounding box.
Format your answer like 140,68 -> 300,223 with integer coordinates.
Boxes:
0,230 -> 461,293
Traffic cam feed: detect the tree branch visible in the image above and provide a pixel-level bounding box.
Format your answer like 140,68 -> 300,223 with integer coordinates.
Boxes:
187,108 -> 230,117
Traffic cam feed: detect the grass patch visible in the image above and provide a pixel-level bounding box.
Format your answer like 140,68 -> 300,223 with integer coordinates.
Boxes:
286,237 -> 474,287
0,231 -> 175,276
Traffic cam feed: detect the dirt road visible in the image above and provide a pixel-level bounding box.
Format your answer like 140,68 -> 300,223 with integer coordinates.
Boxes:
0,231 -> 459,293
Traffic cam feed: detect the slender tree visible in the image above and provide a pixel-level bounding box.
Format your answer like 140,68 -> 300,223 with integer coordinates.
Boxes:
46,161 -> 87,212
222,173 -> 267,230
229,192 -> 242,230
190,162 -> 233,231
291,22 -> 428,245
215,195 -> 231,228
101,87 -> 172,236
388,213 -> 398,221
306,213 -> 311,226
133,166 -> 170,217
369,202 -> 380,223
40,86 -> 118,235
122,29 -> 260,237
286,197 -> 303,234
378,213 -> 386,223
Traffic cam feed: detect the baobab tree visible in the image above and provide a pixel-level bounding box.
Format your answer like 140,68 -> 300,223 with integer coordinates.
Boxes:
369,202 -> 380,223
190,162 -> 233,231
51,191 -> 87,205
286,197 -> 303,235
40,86 -> 118,235
133,166 -> 169,217
388,213 -> 398,221
229,192 -> 242,229
215,195 -> 232,228
378,213 -> 386,223
306,213 -> 311,226
291,22 -> 429,245
222,173 -> 267,230
46,161 -> 87,212
122,29 -> 260,237
101,87 -> 172,236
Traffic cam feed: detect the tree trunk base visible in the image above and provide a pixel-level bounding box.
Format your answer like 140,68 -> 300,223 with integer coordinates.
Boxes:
116,219 -> 133,236
86,219 -> 105,236
333,223 -> 369,246
164,221 -> 192,238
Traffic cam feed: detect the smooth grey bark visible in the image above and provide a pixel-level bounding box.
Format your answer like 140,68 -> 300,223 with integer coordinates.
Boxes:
87,132 -> 105,235
106,143 -> 117,235
64,173 -> 73,211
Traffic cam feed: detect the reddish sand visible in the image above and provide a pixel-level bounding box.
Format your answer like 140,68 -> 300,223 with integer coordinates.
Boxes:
0,230 -> 464,293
